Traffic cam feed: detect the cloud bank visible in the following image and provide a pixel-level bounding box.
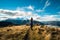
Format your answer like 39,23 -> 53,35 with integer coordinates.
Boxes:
0,5 -> 60,21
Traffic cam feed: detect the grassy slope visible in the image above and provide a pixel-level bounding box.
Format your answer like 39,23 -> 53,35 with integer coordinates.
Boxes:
0,25 -> 60,40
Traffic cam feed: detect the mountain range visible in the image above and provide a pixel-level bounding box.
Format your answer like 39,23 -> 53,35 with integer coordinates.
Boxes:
0,18 -> 60,27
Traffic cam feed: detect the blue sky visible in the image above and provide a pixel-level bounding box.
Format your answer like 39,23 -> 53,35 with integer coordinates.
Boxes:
0,0 -> 60,21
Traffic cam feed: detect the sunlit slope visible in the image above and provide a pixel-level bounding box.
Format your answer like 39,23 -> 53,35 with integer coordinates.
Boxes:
0,25 -> 60,40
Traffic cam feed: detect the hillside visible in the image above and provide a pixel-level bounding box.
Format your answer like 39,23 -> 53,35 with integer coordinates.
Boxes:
0,25 -> 60,40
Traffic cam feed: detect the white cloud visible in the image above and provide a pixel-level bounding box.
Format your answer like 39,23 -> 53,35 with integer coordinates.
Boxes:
0,16 -> 11,21
27,5 -> 34,10
43,0 -> 50,10
0,7 -> 60,21
30,15 -> 60,21
0,18 -> 8,21
40,15 -> 56,21
0,8 -> 38,20
36,9 -> 44,12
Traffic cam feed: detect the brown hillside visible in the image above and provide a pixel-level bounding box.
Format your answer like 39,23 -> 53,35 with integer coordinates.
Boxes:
0,25 -> 60,40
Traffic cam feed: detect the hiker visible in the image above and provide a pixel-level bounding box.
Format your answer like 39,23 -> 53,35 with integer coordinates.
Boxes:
30,17 -> 33,30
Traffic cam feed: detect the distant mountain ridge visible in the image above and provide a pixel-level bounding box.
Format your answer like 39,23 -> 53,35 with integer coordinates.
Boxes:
0,19 -> 60,27
0,19 -> 43,27
41,21 -> 60,26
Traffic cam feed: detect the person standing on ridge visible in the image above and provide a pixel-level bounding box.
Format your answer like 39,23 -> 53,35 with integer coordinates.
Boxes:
30,17 -> 33,30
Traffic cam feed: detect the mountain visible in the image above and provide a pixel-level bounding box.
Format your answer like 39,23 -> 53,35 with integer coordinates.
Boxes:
41,21 -> 60,26
0,19 -> 44,27
0,18 -> 60,27
5,19 -> 44,25
0,21 -> 13,27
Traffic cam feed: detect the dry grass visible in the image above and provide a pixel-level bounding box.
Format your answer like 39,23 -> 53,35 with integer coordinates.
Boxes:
0,25 -> 60,40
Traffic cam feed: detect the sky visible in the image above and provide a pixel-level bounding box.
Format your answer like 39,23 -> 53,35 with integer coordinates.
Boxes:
0,0 -> 60,21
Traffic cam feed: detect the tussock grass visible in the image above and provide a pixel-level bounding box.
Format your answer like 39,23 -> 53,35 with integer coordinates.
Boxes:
0,25 -> 60,40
